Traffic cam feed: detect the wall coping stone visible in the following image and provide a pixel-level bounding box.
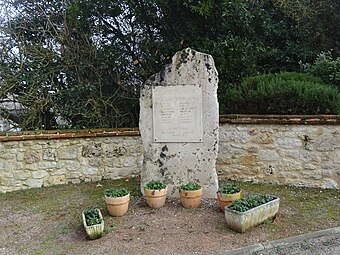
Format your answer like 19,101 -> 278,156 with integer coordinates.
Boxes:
220,115 -> 340,125
0,128 -> 140,142
0,115 -> 339,142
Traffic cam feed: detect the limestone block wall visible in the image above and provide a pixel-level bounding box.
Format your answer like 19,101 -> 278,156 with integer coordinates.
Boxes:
0,116 -> 339,192
217,115 -> 340,189
0,129 -> 142,193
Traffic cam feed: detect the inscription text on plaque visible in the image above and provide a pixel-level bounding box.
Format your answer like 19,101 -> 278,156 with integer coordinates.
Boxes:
152,85 -> 203,142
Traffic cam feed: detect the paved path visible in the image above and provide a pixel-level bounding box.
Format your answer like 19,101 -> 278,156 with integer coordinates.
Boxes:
221,227 -> 340,255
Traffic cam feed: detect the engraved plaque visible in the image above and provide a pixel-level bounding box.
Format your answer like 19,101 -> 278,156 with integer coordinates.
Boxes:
152,85 -> 203,142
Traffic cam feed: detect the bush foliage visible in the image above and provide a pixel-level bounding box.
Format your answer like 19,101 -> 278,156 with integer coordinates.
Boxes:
221,72 -> 340,115
301,51 -> 340,88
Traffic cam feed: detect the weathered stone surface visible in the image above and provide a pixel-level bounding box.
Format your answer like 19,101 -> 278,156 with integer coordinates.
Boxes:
238,155 -> 258,166
66,171 -> 81,179
13,171 -> 31,180
322,179 -> 338,189
301,171 -> 323,180
278,149 -> 300,159
16,153 -> 24,161
0,161 -> 9,170
24,163 -> 38,171
39,161 -> 58,170
50,169 -> 66,176
139,48 -> 219,197
217,124 -> 339,190
277,172 -> 299,179
275,137 -> 302,149
335,151 -> 340,163
259,150 -> 279,161
81,142 -> 102,157
251,133 -> 274,144
64,161 -> 80,171
316,134 -> 336,151
44,176 -> 66,186
123,157 -> 136,167
24,152 -> 40,164
43,149 -> 57,161
321,161 -> 337,170
24,179 -> 43,188
0,153 -> 15,160
104,146 -> 127,158
58,148 -> 78,159
230,132 -> 250,143
83,167 -> 99,176
299,151 -> 321,163
89,158 -> 102,167
32,170 -> 48,179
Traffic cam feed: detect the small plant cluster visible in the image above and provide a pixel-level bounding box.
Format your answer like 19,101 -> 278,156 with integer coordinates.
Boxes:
105,188 -> 129,198
218,183 -> 240,194
301,51 -> 340,88
229,194 -> 275,212
84,208 -> 102,226
145,181 -> 166,190
179,183 -> 201,191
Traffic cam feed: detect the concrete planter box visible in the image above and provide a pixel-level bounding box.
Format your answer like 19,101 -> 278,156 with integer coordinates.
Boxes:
82,209 -> 104,240
224,196 -> 280,233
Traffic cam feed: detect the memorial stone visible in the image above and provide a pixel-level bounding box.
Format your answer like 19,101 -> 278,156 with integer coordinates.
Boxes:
139,48 -> 219,197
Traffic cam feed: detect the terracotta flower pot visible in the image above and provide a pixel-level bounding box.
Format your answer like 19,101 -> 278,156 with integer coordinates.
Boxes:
179,188 -> 203,208
217,191 -> 242,211
144,187 -> 167,208
105,193 -> 130,216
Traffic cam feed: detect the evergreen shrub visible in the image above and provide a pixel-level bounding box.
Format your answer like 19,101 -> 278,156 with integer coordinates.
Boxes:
221,72 -> 340,114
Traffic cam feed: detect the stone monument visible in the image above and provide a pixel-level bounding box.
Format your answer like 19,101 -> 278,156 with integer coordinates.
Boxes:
139,48 -> 219,197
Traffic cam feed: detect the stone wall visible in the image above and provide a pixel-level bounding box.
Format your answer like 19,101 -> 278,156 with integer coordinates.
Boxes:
0,129 -> 142,193
0,116 -> 339,192
218,115 -> 340,189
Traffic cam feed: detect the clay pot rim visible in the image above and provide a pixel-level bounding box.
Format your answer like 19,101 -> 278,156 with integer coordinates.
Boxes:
179,188 -> 203,198
144,187 -> 167,197
217,190 -> 242,195
105,193 -> 130,198
179,187 -> 203,192
105,193 -> 130,205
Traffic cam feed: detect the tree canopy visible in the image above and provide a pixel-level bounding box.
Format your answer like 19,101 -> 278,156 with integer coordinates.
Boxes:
0,0 -> 339,130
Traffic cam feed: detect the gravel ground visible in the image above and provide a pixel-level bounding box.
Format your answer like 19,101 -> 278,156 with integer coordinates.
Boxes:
0,179 -> 339,255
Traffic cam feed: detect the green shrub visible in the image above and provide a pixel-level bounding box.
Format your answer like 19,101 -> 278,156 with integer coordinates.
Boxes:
218,183 -> 241,194
179,183 -> 201,191
229,194 -> 275,212
145,181 -> 166,190
84,208 -> 102,226
221,72 -> 340,114
302,51 -> 340,88
104,188 -> 129,198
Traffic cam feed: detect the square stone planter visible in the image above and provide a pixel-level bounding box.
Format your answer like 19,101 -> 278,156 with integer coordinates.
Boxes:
224,196 -> 280,233
82,209 -> 104,240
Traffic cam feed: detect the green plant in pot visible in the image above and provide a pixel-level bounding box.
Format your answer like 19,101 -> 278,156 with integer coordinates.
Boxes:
82,208 -> 104,240
144,180 -> 167,209
179,183 -> 203,209
224,194 -> 280,233
104,188 -> 130,216
217,183 -> 242,211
